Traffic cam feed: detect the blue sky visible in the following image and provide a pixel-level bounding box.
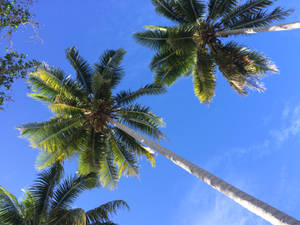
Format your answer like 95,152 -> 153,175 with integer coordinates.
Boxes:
1,0 -> 300,224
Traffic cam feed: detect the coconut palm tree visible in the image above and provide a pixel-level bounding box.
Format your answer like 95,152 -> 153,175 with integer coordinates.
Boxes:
134,0 -> 300,103
18,47 -> 300,224
19,47 -> 166,189
0,163 -> 129,225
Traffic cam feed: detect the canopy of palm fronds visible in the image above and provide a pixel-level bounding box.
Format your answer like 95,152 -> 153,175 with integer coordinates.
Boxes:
0,163 -> 129,225
19,47 -> 166,189
135,0 -> 291,103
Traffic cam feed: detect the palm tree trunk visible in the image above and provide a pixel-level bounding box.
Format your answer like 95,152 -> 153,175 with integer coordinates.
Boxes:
109,119 -> 300,225
216,21 -> 300,37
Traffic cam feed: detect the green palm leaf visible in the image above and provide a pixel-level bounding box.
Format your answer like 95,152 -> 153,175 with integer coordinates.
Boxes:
86,200 -> 129,225
136,0 -> 288,103
78,130 -> 106,175
221,0 -> 292,29
134,25 -> 195,52
208,0 -> 239,20
66,46 -> 92,92
211,41 -> 277,94
99,152 -> 119,189
109,132 -> 138,178
113,128 -> 156,167
114,84 -> 166,106
50,173 -> 97,211
20,47 -> 165,189
29,163 -> 63,223
193,50 -> 216,103
0,186 -> 24,225
118,104 -> 165,140
151,48 -> 196,85
94,49 -> 126,90
0,164 -> 127,225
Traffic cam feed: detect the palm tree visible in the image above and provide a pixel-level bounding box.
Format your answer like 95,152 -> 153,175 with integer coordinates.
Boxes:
19,47 -> 166,189
134,0 -> 299,103
0,163 -> 129,225
18,47 -> 300,224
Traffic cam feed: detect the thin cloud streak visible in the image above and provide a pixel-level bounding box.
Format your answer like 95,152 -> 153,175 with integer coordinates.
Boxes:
175,103 -> 300,225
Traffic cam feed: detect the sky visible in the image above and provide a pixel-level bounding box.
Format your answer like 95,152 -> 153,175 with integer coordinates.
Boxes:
1,0 -> 300,224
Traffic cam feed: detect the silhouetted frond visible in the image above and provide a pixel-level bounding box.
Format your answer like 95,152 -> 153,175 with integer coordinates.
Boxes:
193,50 -> 216,103
66,46 -> 93,92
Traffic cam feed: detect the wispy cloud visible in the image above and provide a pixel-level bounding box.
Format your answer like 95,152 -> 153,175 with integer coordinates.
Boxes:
174,103 -> 300,225
270,104 -> 300,144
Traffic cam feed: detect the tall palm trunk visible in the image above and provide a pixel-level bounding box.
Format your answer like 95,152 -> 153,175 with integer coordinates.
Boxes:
109,119 -> 300,225
217,21 -> 300,36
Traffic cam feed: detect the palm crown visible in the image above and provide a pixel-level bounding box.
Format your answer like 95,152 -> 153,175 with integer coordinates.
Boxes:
19,47 -> 166,189
134,0 -> 291,103
0,163 -> 129,225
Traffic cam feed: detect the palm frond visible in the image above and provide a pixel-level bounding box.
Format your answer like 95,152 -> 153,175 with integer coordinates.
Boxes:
20,117 -> 84,153
27,76 -> 58,100
221,0 -> 292,29
134,25 -> 195,52
94,49 -> 126,90
47,208 -> 86,225
86,200 -> 129,225
211,41 -> 277,95
29,163 -> 63,221
91,72 -> 112,100
114,84 -> 166,106
91,72 -> 104,100
48,103 -> 85,117
28,93 -> 55,104
29,69 -> 75,100
208,0 -> 238,20
151,48 -> 196,86
50,173 -> 97,211
151,0 -> 189,23
113,128 -> 156,167
20,189 -> 35,222
175,0 -> 206,22
66,46 -> 92,92
78,130 -> 106,175
193,50 -> 216,103
0,186 -> 24,225
109,132 -> 138,178
99,150 -> 119,190
35,151 -> 68,170
118,104 -> 165,140
152,0 -> 205,23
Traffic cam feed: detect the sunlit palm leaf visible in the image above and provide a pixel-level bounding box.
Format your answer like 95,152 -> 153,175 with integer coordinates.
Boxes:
109,132 -> 138,177
0,186 -> 24,225
20,47 -> 165,189
28,93 -> 55,104
113,128 -> 156,167
99,152 -> 119,190
193,50 -> 216,103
